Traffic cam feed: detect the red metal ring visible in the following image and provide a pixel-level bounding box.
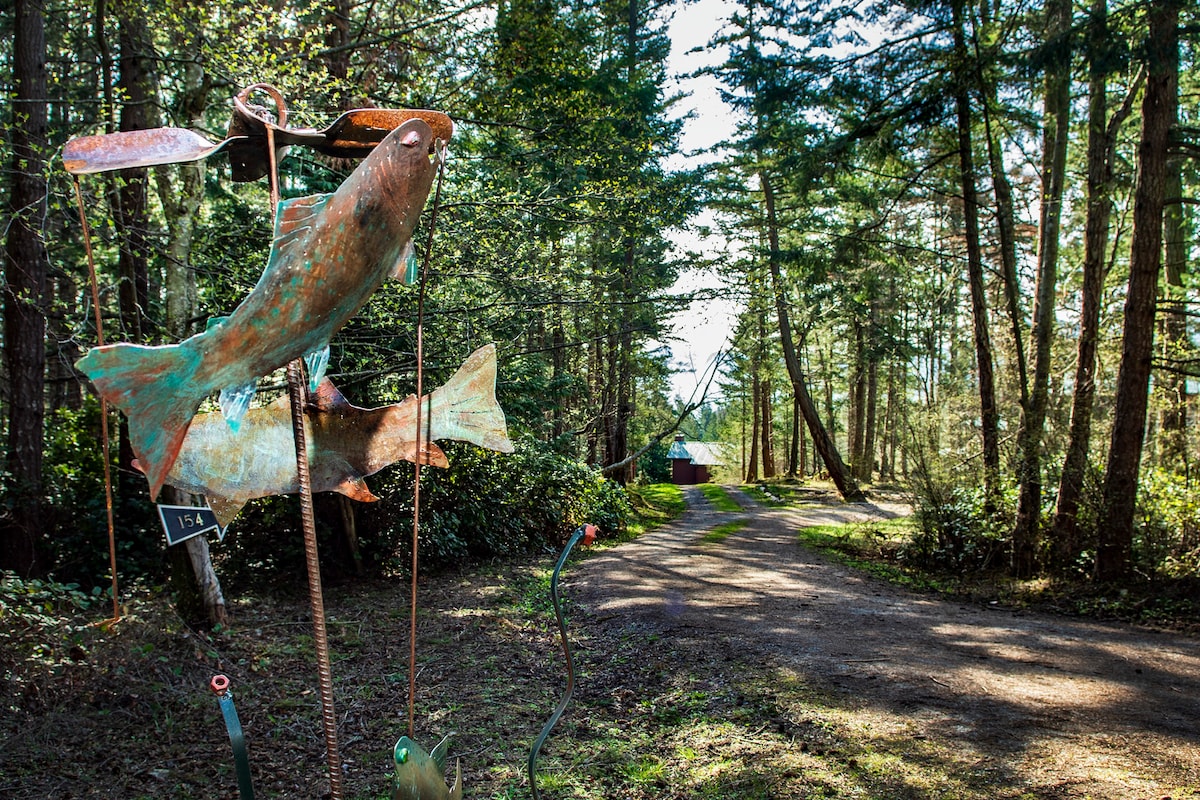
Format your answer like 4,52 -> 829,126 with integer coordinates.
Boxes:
210,674 -> 230,695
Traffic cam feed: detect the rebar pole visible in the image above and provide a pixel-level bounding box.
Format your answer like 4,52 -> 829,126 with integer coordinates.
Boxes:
267,118 -> 342,800
287,361 -> 343,799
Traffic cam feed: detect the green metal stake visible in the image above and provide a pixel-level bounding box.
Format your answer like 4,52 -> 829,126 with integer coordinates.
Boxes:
528,523 -> 597,799
211,674 -> 255,800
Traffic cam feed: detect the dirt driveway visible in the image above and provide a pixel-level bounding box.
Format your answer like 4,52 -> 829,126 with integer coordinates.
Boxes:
573,486 -> 1200,798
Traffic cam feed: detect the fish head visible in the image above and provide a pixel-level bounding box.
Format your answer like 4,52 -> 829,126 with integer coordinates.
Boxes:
348,118 -> 439,255
392,735 -> 456,800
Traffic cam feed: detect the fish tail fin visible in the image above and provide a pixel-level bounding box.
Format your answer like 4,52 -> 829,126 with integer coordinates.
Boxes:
76,342 -> 205,500
427,344 -> 514,453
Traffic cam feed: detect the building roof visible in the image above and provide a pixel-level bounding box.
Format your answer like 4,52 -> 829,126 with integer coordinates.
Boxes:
667,439 -> 731,466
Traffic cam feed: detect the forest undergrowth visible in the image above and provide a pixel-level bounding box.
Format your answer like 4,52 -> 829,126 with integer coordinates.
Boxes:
2,482 -> 1197,799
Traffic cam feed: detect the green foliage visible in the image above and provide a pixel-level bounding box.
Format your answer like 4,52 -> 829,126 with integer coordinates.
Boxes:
1136,469 -> 1200,578
697,484 -> 742,512
702,518 -> 749,543
625,482 -> 686,538
635,441 -> 672,484
212,439 -> 631,587
0,573 -> 101,677
908,481 -> 1012,572
36,400 -> 160,587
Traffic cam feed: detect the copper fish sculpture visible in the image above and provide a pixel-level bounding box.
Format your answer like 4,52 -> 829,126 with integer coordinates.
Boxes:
146,344 -> 514,529
392,735 -> 462,800
76,117 -> 442,500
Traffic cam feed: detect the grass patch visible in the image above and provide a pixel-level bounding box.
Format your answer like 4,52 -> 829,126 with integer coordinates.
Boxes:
702,519 -> 749,544
626,483 -> 686,538
697,483 -> 742,511
741,484 -> 788,506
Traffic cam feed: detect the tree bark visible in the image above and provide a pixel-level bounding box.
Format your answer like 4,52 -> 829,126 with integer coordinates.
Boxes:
153,25 -> 228,625
1052,9 -> 1139,569
863,353 -> 878,483
760,373 -> 776,478
1157,162 -> 1188,467
978,56 -> 1028,410
951,0 -> 1001,498
850,321 -> 866,478
1012,0 -> 1073,577
2,0 -> 50,576
1097,0 -> 1178,580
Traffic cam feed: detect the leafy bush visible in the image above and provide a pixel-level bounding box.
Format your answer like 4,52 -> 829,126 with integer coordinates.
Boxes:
906,478 -> 1011,572
213,437 -> 631,586
1135,469 -> 1200,578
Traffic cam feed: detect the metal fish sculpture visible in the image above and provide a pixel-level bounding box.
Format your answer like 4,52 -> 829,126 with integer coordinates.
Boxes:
76,117 -> 441,500
392,735 -> 462,800
144,345 -> 514,529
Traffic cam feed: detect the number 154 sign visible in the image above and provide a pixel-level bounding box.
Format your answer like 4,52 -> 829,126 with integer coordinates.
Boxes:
157,504 -> 226,546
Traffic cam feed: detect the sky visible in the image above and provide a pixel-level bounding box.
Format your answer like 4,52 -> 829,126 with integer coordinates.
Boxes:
659,0 -> 742,405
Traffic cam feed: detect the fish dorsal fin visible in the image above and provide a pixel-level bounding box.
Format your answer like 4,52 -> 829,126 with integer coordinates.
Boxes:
430,733 -> 453,773
334,474 -> 379,503
206,496 -> 246,529
271,193 -> 332,264
311,379 -> 352,412
393,240 -> 417,283
275,193 -> 331,239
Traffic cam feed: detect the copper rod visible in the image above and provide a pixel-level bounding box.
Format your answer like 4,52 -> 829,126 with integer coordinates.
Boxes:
407,142 -> 448,740
73,176 -> 119,625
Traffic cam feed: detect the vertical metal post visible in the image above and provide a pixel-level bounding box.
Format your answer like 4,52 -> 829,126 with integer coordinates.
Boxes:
266,120 -> 342,800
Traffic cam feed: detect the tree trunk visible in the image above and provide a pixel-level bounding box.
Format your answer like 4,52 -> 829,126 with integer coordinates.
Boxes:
1052,0 -> 1135,569
788,395 -> 801,478
153,31 -> 228,625
2,0 -> 50,576
760,170 -> 862,499
747,363 -> 761,483
979,65 -> 1028,410
1012,0 -> 1073,577
849,321 -> 866,478
863,354 -> 878,483
1097,0 -> 1178,580
1157,161 -> 1188,467
951,0 -> 1001,499
760,374 -> 776,478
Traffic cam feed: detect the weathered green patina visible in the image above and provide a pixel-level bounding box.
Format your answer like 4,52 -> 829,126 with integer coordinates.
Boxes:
76,118 -> 442,500
145,345 -> 513,528
392,735 -> 462,800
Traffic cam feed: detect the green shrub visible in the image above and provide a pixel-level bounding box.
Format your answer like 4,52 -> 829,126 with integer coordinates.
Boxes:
1136,469 -> 1200,578
214,437 -> 631,585
907,480 -> 1011,572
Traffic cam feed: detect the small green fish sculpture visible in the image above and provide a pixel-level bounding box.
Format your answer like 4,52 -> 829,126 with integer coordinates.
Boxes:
392,735 -> 462,800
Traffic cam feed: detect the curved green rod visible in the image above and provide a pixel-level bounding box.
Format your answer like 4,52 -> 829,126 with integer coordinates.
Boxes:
527,523 -> 596,799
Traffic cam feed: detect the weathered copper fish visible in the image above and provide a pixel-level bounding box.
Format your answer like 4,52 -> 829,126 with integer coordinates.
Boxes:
76,118 -> 441,500
145,345 -> 513,528
392,735 -> 462,800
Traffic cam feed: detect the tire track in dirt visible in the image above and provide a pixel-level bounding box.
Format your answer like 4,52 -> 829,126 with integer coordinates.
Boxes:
574,485 -> 1200,797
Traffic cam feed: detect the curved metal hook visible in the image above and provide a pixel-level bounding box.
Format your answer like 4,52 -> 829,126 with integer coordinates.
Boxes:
528,523 -> 598,799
